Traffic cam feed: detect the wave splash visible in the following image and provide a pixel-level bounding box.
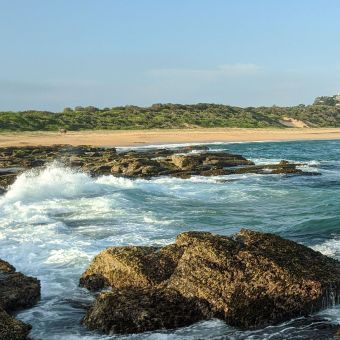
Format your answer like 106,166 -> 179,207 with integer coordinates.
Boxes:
1,162 -> 134,204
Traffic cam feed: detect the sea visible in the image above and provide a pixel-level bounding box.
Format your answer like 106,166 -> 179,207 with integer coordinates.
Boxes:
1,139 -> 340,339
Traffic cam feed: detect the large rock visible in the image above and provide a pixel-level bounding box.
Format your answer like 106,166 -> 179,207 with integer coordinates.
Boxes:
81,230 -> 340,334
169,152 -> 253,171
0,259 -> 41,339
110,158 -> 166,177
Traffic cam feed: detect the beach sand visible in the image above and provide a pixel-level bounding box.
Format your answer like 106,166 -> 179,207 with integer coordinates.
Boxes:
1,128 -> 340,147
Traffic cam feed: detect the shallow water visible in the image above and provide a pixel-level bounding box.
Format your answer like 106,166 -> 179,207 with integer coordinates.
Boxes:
1,140 -> 340,339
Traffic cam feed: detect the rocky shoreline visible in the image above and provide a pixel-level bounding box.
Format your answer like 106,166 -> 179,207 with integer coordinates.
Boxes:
0,144 -> 319,191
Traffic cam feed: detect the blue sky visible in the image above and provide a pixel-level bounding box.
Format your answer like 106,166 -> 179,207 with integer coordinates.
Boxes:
1,0 -> 340,110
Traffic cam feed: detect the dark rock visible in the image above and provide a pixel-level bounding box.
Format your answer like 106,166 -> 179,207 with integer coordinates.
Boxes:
81,230 -> 340,334
0,259 -> 41,339
27,159 -> 46,167
88,164 -> 113,175
0,308 -> 31,340
83,288 -> 209,335
0,261 -> 41,311
180,145 -> 209,151
0,174 -> 17,189
68,156 -> 85,167
334,326 -> 340,339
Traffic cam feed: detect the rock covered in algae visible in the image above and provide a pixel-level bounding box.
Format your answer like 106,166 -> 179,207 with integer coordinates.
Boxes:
80,229 -> 340,334
83,287 -> 210,335
0,259 -> 41,339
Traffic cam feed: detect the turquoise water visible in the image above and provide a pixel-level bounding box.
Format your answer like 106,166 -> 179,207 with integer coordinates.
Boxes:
0,140 -> 340,339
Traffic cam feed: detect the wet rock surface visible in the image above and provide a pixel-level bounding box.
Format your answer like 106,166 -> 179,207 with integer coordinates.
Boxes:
0,259 -> 41,339
83,287 -> 210,335
0,144 -> 318,191
0,308 -> 31,340
80,230 -> 340,335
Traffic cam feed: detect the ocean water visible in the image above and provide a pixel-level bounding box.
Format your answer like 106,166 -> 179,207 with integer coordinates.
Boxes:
1,140 -> 340,339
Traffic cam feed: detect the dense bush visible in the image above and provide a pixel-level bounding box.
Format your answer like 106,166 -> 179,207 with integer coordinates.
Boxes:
1,102 -> 340,131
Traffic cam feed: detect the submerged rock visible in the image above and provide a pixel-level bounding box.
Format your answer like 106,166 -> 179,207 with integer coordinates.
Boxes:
81,230 -> 340,335
0,259 -> 41,339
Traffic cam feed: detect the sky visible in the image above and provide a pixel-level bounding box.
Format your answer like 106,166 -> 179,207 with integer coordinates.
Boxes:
1,0 -> 340,111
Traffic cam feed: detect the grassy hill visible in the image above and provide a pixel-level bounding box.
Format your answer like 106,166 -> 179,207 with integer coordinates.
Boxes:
1,97 -> 340,131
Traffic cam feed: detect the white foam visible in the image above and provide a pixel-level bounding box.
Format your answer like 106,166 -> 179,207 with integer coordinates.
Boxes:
0,163 -> 139,208
95,174 -> 135,188
312,239 -> 340,259
45,249 -> 92,265
1,162 -> 101,204
117,142 -> 214,151
116,139 -> 303,152
143,215 -> 174,225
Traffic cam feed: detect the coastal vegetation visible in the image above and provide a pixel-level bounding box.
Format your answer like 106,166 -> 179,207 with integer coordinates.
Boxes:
1,95 -> 340,131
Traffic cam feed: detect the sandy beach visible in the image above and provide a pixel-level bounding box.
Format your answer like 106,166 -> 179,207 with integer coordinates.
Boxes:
1,128 -> 340,147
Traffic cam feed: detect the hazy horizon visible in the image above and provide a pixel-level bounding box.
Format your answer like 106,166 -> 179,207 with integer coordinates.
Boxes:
1,0 -> 340,111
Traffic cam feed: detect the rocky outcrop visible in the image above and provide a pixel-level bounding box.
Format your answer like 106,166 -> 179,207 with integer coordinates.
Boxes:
0,259 -> 41,339
0,145 -> 318,190
80,230 -> 340,335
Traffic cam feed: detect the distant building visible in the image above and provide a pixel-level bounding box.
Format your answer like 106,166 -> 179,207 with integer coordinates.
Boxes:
335,94 -> 340,106
314,94 -> 340,106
